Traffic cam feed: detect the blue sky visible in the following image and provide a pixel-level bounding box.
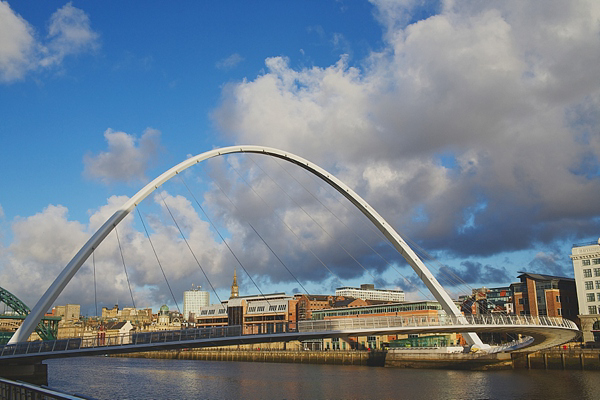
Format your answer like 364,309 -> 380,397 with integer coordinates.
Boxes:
1,1 -> 599,314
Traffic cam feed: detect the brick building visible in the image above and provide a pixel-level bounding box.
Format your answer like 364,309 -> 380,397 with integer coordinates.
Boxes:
510,272 -> 578,322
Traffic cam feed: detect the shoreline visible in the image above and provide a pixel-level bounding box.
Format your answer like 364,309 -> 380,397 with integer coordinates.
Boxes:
110,348 -> 600,371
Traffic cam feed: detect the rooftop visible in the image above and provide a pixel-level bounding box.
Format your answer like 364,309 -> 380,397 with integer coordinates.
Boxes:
572,239 -> 600,248
517,271 -> 575,282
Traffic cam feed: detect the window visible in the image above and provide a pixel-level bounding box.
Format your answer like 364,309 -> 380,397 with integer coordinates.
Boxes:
557,309 -> 562,316
597,293 -> 600,302
556,295 -> 561,302
583,259 -> 591,266
595,268 -> 600,277
584,269 -> 593,278
269,305 -> 277,312
594,258 -> 600,265
585,281 -> 594,290
587,293 -> 595,302
596,281 -> 600,289
518,298 -> 524,304
589,306 -> 598,314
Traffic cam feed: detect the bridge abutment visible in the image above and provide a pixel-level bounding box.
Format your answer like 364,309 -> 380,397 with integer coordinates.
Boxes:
0,362 -> 47,386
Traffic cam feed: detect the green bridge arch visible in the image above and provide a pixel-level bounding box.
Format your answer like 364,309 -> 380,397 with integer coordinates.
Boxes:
0,286 -> 59,344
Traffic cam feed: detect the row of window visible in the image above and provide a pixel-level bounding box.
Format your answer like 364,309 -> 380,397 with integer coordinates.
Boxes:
582,268 -> 600,278
584,281 -> 600,290
246,304 -> 287,313
586,293 -> 600,302
582,258 -> 600,266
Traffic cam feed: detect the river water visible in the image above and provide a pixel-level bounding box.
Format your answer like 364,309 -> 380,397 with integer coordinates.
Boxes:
46,356 -> 600,400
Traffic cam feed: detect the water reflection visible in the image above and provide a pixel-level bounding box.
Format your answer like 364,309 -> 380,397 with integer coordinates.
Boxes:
46,356 -> 600,399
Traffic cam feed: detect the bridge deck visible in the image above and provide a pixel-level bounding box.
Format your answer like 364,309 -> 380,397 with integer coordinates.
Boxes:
0,315 -> 579,363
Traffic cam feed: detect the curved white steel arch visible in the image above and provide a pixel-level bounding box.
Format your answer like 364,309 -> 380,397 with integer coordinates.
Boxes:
10,145 -> 483,346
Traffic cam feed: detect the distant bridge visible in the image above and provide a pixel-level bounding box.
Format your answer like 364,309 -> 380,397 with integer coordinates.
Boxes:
0,287 -> 59,344
0,315 -> 579,364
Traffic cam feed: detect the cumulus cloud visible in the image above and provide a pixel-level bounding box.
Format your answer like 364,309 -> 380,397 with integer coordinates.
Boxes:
0,189 -> 240,312
213,0 -> 600,269
83,128 -> 163,184
0,1 -> 98,83
216,53 -> 244,70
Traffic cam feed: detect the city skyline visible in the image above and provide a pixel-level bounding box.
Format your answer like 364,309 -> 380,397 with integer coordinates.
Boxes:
1,1 -> 599,313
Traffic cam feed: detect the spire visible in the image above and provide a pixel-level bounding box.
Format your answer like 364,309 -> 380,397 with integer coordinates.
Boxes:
230,269 -> 239,299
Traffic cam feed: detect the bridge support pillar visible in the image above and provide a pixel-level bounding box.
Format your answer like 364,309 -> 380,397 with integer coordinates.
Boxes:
0,362 -> 47,386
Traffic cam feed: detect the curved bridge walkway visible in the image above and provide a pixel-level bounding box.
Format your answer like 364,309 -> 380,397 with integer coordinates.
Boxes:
0,315 -> 579,364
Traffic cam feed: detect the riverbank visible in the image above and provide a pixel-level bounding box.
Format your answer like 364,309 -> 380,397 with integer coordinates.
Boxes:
112,348 -> 511,370
112,348 -> 600,371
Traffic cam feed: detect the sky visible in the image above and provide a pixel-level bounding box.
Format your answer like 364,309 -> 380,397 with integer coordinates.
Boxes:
1,0 -> 599,315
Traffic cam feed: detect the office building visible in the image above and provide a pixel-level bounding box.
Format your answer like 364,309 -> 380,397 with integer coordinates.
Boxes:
183,285 -> 210,321
335,284 -> 405,302
570,238 -> 600,343
510,272 -> 578,322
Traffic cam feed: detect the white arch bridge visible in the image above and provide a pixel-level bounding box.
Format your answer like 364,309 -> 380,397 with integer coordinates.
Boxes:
6,145 -> 580,358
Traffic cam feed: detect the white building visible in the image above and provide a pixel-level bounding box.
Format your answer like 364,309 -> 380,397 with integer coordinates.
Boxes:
570,238 -> 600,343
183,285 -> 210,321
335,284 -> 405,302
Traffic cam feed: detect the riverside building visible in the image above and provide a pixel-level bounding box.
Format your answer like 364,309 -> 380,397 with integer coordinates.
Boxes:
335,284 -> 405,302
183,285 -> 210,321
570,238 -> 600,343
510,272 -> 578,322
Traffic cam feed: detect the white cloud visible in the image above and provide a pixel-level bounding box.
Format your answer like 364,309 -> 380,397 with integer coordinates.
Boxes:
216,53 -> 244,70
0,189 -> 238,311
0,1 -> 35,82
83,128 -> 162,184
213,0 -> 600,262
39,2 -> 99,68
0,1 -> 98,83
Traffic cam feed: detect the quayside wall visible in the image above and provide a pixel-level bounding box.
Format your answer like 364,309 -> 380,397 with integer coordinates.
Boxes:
113,348 -> 600,371
512,349 -> 600,370
113,349 -> 385,366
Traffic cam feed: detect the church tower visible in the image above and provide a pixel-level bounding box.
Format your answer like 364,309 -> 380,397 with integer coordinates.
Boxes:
230,269 -> 239,299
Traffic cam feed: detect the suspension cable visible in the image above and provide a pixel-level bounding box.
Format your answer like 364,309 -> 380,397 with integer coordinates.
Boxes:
158,190 -> 225,310
209,168 -> 344,289
216,158 -> 346,289
269,156 -> 434,300
114,226 -> 136,309
136,207 -> 181,313
176,173 -> 272,306
297,166 -> 474,301
245,155 -> 380,285
92,250 -> 98,318
206,165 -> 312,296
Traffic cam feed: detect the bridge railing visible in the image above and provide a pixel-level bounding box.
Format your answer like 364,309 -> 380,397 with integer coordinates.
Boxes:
0,314 -> 578,359
297,314 -> 578,332
0,325 -> 242,358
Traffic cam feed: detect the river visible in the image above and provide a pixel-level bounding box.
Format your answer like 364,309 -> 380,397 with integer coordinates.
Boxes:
46,356 -> 600,399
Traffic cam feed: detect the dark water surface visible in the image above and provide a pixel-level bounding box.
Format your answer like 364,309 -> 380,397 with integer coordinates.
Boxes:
46,356 -> 600,400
